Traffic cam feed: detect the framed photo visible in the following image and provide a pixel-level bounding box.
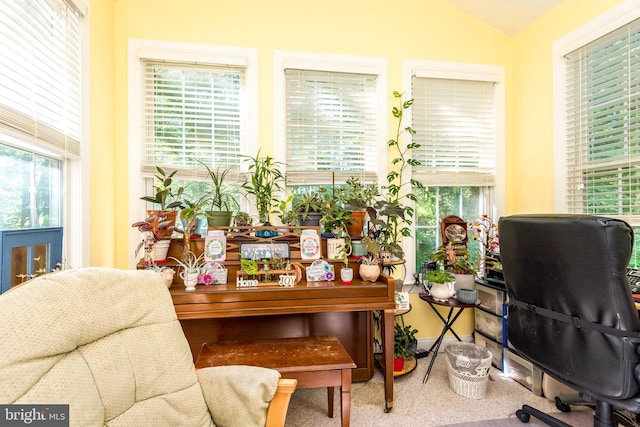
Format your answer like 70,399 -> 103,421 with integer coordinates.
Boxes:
239,242 -> 290,260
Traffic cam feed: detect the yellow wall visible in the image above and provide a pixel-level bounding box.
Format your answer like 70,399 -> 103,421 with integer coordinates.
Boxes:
88,0 -> 626,339
508,0 -> 625,214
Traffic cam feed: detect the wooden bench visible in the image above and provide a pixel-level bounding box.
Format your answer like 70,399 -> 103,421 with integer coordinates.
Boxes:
195,335 -> 356,427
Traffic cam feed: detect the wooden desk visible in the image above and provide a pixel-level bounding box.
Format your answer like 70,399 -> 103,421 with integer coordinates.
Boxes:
170,275 -> 396,412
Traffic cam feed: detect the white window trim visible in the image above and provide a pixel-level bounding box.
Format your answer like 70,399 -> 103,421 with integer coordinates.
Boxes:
273,50 -> 388,187
127,39 -> 258,268
553,0 -> 640,213
402,59 -> 506,284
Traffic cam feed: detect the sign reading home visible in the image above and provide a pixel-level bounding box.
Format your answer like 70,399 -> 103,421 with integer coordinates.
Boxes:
0,405 -> 69,426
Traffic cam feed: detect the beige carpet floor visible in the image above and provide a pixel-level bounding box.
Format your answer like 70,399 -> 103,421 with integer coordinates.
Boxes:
285,354 -> 600,426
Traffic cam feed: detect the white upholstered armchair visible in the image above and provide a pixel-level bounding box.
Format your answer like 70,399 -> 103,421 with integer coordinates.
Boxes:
0,267 -> 295,427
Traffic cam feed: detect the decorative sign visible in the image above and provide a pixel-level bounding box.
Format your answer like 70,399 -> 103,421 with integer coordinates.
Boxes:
239,242 -> 290,260
278,275 -> 296,287
305,259 -> 335,282
236,276 -> 259,288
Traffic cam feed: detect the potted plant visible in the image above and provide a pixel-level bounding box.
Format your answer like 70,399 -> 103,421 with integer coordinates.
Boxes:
394,323 -> 418,372
275,194 -> 297,226
140,166 -> 185,211
176,192 -> 211,258
294,193 -> 324,226
359,255 -> 380,282
199,161 -> 239,227
139,167 -> 185,255
337,238 -> 353,284
425,269 -> 456,301
241,150 -> 285,225
430,242 -> 477,291
341,176 -> 379,238
363,91 -> 425,261
170,251 -> 204,291
132,212 -> 177,263
233,211 -> 253,229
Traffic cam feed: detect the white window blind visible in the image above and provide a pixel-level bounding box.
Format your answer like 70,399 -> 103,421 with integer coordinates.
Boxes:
285,69 -> 378,185
411,78 -> 496,186
564,19 -> 640,225
142,60 -> 246,180
0,0 -> 84,158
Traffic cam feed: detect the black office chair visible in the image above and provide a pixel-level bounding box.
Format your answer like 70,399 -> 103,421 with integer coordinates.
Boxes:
499,214 -> 640,427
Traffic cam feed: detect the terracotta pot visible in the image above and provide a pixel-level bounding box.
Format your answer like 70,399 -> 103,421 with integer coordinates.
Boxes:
359,264 -> 380,282
347,211 -> 367,237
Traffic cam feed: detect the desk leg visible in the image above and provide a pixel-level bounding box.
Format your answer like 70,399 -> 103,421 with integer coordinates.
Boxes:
381,308 -> 394,412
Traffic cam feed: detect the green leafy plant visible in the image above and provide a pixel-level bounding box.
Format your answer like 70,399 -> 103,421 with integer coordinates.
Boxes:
425,270 -> 455,284
430,242 -> 477,275
341,176 -> 380,211
359,254 -> 380,266
275,194 -> 297,225
394,323 -> 418,359
293,193 -> 324,221
233,211 -> 253,227
198,161 -> 240,212
241,150 -> 285,223
140,166 -> 184,210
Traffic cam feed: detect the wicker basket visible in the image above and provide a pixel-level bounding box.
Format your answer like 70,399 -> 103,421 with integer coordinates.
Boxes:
445,343 -> 492,399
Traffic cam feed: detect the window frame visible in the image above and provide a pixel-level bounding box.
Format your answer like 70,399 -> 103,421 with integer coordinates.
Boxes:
553,1 -> 640,217
0,0 -> 89,270
402,60 -> 505,283
273,50 -> 388,189
127,39 -> 258,268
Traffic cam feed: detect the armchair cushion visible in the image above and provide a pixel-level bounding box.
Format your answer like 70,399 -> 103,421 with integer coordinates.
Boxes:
198,365 -> 280,427
0,268 -> 214,426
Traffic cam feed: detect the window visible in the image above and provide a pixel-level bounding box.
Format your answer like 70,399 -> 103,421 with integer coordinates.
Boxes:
404,61 -> 505,278
554,3 -> 640,267
128,40 -> 257,267
274,51 -> 387,194
0,0 -> 87,289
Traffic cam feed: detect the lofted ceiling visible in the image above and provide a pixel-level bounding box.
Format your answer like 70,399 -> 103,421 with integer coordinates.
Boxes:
445,0 -> 565,36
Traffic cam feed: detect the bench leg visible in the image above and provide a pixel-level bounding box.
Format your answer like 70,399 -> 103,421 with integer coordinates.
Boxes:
327,387 -> 334,418
341,368 -> 352,427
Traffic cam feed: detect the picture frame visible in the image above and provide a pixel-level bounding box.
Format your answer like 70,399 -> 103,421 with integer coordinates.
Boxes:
239,242 -> 290,260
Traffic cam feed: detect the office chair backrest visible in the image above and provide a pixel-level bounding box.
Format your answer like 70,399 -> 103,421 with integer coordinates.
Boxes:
499,214 -> 640,400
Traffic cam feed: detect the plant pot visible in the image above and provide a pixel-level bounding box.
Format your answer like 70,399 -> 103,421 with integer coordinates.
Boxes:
359,264 -> 380,282
454,273 -> 475,292
340,267 -> 353,284
393,357 -> 405,372
347,211 -> 367,237
327,238 -> 350,260
298,211 -> 322,226
160,269 -> 175,288
180,271 -> 199,291
429,282 -> 455,301
206,211 -> 233,228
152,239 -> 171,262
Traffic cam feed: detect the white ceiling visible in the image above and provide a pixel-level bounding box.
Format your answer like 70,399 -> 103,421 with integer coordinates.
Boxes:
445,0 -> 565,36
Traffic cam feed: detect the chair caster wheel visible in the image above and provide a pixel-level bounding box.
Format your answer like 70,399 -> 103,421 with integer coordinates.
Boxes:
516,409 -> 530,423
554,397 -> 571,413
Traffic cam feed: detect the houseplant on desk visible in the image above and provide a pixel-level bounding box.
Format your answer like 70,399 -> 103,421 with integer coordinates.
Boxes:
199,161 -> 239,227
